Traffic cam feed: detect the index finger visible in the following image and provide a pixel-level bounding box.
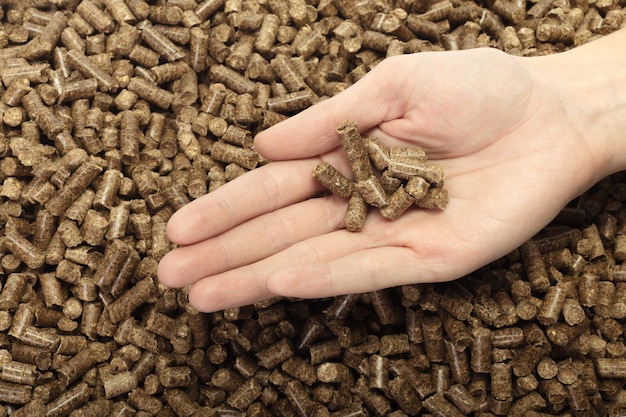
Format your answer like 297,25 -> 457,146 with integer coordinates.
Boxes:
254,56 -> 409,161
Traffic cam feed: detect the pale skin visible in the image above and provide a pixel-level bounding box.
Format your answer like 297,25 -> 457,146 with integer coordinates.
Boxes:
158,28 -> 626,313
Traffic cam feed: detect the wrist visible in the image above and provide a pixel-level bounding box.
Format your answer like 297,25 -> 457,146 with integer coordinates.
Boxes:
526,30 -> 626,183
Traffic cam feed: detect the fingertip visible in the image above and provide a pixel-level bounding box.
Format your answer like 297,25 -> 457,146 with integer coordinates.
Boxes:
165,212 -> 184,244
165,203 -> 199,245
252,101 -> 346,160
187,285 -> 219,313
252,125 -> 293,161
252,129 -> 273,159
156,251 -> 179,288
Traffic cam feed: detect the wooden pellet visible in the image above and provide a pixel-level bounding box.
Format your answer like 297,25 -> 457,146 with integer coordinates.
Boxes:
0,379 -> 32,405
126,77 -> 173,110
336,120 -> 373,182
211,141 -> 259,170
423,394 -> 465,417
106,277 -> 156,324
313,162 -> 354,199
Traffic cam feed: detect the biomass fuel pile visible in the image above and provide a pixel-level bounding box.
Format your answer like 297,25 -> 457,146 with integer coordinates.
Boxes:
0,0 -> 624,415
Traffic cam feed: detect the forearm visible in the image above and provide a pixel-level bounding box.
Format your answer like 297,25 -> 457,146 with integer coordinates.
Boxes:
524,29 -> 626,182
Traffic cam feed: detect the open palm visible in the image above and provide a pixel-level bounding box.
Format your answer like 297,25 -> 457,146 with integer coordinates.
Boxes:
158,47 -> 603,312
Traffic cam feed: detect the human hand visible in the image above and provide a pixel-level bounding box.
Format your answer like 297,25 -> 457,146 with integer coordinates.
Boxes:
158,46 -> 606,312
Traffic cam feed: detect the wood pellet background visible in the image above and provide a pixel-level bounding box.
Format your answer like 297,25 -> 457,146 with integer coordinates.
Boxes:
0,0 -> 624,415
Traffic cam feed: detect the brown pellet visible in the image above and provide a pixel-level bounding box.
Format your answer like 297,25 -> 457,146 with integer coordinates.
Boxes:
2,231 -> 45,270
445,383 -> 478,415
336,120 -> 373,182
101,371 -> 138,399
0,273 -> 32,312
444,338 -> 470,386
21,90 -> 64,138
209,64 -> 257,95
520,240 -> 551,292
93,169 -> 122,210
309,339 -> 342,365
537,284 -> 568,326
106,277 -> 156,324
256,338 -> 294,369
490,361 -> 513,404
65,50 -> 116,92
267,89 -> 316,114
256,13 -> 280,53
363,136 -> 390,170
316,362 -> 350,384
339,191 -> 366,232
387,157 -> 444,187
46,382 -> 91,417
313,162 -> 354,199
1,360 -> 37,386
512,344 -> 549,378
567,379 -> 591,411
563,297 -> 587,325
188,27 -> 210,72
421,315 -> 445,363
271,55 -> 307,93
221,124 -> 253,148
67,398 -> 112,417
45,161 -> 102,216
227,378 -> 262,410
423,394 -> 465,417
127,77 -> 173,110
2,78 -> 31,107
139,23 -> 185,63
595,358 -> 626,378
405,175 -> 430,200
8,303 -> 35,341
0,377 -> 35,406
354,175 -> 388,208
159,366 -> 192,388
57,342 -> 109,386
491,327 -> 524,349
537,20 -> 575,44
211,140 -> 259,170
380,185 -> 415,220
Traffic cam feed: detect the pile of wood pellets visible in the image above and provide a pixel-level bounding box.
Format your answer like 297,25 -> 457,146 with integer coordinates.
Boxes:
0,0 -> 624,415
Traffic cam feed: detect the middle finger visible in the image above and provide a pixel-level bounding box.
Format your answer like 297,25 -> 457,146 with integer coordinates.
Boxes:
158,194 -> 347,287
